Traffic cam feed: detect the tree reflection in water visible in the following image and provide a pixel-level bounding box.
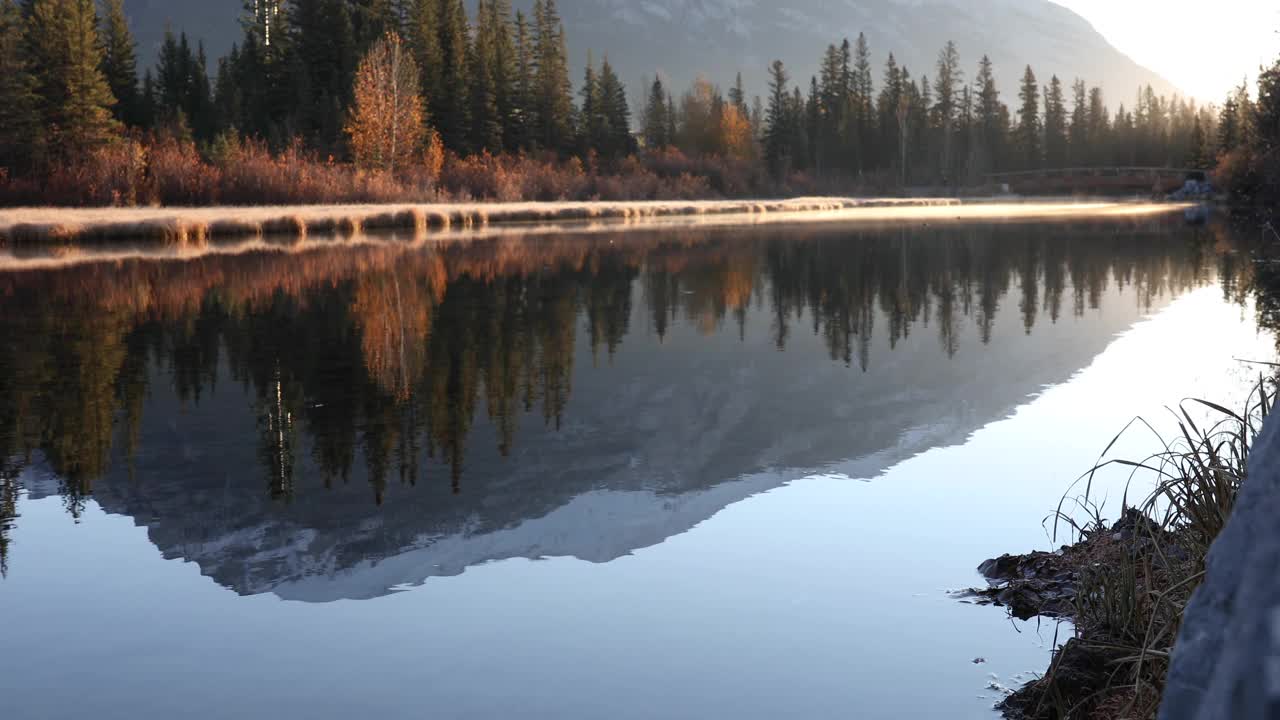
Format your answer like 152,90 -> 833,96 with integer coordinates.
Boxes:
0,217 -> 1265,586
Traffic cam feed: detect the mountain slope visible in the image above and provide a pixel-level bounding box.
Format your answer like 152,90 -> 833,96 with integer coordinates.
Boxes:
122,0 -> 1178,108
546,0 -> 1178,103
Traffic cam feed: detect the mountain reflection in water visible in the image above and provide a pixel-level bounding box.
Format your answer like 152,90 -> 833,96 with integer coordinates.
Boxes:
0,216 -> 1257,599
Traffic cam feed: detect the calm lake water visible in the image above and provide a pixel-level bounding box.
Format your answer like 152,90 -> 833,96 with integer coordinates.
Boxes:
0,210 -> 1274,719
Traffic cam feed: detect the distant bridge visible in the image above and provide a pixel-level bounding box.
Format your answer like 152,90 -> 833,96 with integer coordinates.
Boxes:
986,167 -> 1207,195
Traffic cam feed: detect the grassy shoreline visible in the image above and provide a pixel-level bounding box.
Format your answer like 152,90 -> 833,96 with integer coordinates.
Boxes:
976,379 -> 1272,719
0,199 -> 1190,248
0,197 -> 954,246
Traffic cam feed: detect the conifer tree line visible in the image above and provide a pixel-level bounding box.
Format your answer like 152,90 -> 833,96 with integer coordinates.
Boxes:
1212,65 -> 1280,203
0,0 -> 1241,188
755,36 -> 1220,184
0,0 -> 632,172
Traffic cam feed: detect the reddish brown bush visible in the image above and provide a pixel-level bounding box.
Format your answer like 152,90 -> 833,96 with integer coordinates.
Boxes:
40,138 -> 153,206
149,136 -> 220,205
1215,148 -> 1264,204
0,136 -> 824,208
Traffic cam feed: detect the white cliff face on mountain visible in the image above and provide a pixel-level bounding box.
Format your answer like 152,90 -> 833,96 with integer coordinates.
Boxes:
134,1 -> 1176,109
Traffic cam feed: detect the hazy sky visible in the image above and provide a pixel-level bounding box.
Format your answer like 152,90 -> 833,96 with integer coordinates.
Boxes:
1054,1 -> 1278,102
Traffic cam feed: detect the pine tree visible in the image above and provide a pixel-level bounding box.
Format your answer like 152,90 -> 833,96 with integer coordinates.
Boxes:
292,0 -> 357,154
1068,78 -> 1087,165
236,0 -> 293,144
1218,94 -> 1240,156
468,0 -> 501,153
61,0 -> 120,151
99,0 -> 138,126
0,0 -> 39,169
728,72 -> 747,115
138,66 -> 155,127
28,0 -> 120,159
597,57 -> 632,159
208,53 -> 234,133
791,84 -> 808,171
956,82 -> 973,179
578,52 -> 601,154
806,75 -> 820,172
1217,82 -> 1254,157
890,67 -> 915,183
763,59 -> 791,176
353,0 -> 403,51
1110,104 -> 1132,164
1255,62 -> 1280,157
156,29 -> 186,117
973,55 -> 1005,175
642,76 -> 669,149
913,73 -> 931,179
665,90 -> 677,147
933,40 -> 962,181
189,41 -> 215,140
1188,113 -> 1210,168
531,0 -> 574,153
851,32 -> 874,172
406,0 -> 441,116
877,53 -> 904,176
155,30 -> 213,139
1167,97 -> 1195,167
817,43 -> 845,172
1233,81 -> 1255,151
222,40 -> 257,135
1043,75 -> 1067,168
1132,85 -> 1165,166
836,37 -> 854,171
1015,65 -> 1041,169
434,0 -> 470,151
484,0 -> 517,152
1087,86 -> 1109,165
509,9 -> 533,150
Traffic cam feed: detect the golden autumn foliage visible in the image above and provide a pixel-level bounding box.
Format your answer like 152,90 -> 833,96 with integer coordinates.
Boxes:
422,127 -> 445,180
346,33 -> 425,174
718,105 -> 755,161
352,263 -> 439,401
675,78 -> 758,161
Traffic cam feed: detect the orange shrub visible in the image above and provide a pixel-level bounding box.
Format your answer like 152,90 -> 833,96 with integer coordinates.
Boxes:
213,140 -> 426,205
422,129 -> 445,180
0,134 -> 820,208
513,155 -> 591,201
40,138 -> 153,206
1215,148 -> 1262,203
149,136 -> 220,205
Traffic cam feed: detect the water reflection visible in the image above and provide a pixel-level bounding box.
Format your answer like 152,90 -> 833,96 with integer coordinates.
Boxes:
0,216 -> 1260,596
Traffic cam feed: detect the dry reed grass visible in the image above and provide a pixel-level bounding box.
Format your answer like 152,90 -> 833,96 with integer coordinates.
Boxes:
2,200 -> 1194,248
1005,378 -> 1275,719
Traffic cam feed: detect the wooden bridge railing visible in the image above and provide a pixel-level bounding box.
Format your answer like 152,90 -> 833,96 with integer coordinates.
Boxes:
986,167 -> 1205,180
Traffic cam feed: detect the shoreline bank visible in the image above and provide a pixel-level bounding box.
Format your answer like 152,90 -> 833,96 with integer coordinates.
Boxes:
0,198 -> 950,247
0,198 -> 1188,248
969,379 -> 1273,719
